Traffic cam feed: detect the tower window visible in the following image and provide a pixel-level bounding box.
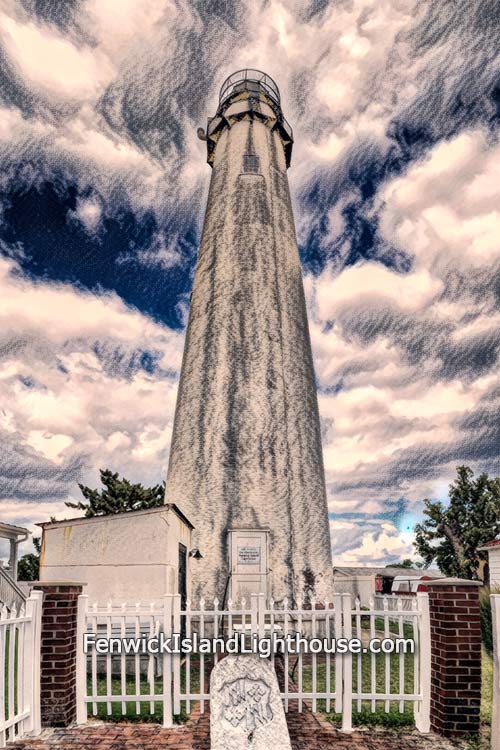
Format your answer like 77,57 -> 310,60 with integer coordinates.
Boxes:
243,153 -> 260,173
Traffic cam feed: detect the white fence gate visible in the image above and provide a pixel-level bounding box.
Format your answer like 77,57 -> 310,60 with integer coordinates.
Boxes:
76,591 -> 431,733
492,594 -> 500,750
0,591 -> 42,747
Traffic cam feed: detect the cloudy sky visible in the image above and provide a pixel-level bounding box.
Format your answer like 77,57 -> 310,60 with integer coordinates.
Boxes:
1,0 -> 500,566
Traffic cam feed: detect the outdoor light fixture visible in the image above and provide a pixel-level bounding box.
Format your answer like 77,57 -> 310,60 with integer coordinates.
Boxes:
189,548 -> 203,560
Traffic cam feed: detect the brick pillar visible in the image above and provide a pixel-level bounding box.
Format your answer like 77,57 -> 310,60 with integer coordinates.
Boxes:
33,582 -> 84,727
421,578 -> 482,737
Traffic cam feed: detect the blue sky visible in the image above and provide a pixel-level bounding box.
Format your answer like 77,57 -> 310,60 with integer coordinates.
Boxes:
1,0 -> 500,565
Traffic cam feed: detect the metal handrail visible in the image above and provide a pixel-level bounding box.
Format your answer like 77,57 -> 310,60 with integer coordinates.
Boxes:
0,566 -> 26,612
219,69 -> 281,107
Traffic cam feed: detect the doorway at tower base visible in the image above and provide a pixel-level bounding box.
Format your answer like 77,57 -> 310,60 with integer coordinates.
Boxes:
228,528 -> 269,604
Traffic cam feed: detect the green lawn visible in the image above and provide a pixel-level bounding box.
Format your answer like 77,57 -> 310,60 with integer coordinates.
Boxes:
302,647 -> 494,730
301,651 -> 416,728
481,646 -> 493,725
87,664 -> 200,724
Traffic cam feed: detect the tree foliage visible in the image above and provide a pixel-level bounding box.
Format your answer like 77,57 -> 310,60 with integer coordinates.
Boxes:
65,469 -> 165,517
414,465 -> 500,579
386,559 -> 419,569
17,537 -> 41,582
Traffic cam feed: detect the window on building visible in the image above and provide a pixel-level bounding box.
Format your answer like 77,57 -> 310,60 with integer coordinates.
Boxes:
243,153 -> 260,173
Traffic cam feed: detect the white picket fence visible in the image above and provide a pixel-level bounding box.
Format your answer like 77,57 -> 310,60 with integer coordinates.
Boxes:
373,594 -> 417,623
0,591 -> 42,748
492,594 -> 500,750
76,591 -> 431,733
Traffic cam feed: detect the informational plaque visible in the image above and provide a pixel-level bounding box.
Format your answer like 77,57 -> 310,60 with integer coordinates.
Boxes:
237,545 -> 261,565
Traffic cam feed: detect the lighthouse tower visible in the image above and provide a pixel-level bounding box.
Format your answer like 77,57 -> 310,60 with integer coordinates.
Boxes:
165,70 -> 333,605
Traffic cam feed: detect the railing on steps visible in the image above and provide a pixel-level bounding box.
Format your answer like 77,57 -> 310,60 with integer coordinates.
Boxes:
0,566 -> 26,612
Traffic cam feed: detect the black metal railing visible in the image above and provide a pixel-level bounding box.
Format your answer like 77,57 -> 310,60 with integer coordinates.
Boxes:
219,69 -> 281,107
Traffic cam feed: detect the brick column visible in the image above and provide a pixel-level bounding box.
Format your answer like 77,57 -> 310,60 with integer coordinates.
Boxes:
33,582 -> 84,727
420,578 -> 482,738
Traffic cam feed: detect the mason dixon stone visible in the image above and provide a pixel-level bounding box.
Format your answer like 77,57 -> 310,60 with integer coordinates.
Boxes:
210,655 -> 291,750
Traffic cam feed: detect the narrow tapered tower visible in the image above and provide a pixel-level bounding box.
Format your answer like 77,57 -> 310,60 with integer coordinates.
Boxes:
165,70 -> 333,605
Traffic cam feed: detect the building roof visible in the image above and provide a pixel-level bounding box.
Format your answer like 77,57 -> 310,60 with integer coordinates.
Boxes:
37,504 -> 195,530
0,522 -> 31,540
478,535 -> 500,552
333,565 -> 442,579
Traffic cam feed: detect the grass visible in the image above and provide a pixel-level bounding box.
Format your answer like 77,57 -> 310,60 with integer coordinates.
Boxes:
372,617 -> 415,639
301,650 -> 416,728
88,662 -> 200,724
481,646 -> 493,726
302,646 -> 495,731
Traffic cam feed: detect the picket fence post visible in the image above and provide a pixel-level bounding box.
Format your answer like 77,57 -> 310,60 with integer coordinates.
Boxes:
22,590 -> 43,737
76,594 -> 88,725
251,593 -> 258,636
172,594 -> 181,716
340,593 -> 352,732
333,592 -> 343,714
415,591 -> 431,733
162,595 -> 173,728
258,593 -> 266,638
492,595 -> 500,750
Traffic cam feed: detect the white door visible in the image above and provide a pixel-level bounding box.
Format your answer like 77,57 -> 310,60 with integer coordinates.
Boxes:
229,529 -> 268,604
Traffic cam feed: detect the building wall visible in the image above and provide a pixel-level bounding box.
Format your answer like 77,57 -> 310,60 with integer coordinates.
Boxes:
164,96 -> 333,606
39,507 -> 192,604
489,547 -> 500,586
333,575 -> 375,607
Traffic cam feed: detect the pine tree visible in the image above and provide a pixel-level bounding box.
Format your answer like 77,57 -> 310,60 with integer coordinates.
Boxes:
65,469 -> 165,517
414,465 -> 500,579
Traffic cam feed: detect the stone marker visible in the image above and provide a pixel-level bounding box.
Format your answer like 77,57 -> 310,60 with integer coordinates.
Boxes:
210,655 -> 292,750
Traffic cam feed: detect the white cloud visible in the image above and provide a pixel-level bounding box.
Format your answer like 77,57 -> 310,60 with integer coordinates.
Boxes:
378,130 -> 500,265
82,0 -> 175,59
0,255 -> 181,347
316,263 -> 442,318
332,521 -> 415,565
125,231 -> 185,270
69,197 -> 102,233
0,255 -> 184,515
304,131 -> 500,564
0,14 -> 114,99
26,431 -> 74,464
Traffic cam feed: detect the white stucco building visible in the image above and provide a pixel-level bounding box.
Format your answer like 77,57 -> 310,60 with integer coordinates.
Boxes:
478,535 -> 500,587
39,505 -> 194,605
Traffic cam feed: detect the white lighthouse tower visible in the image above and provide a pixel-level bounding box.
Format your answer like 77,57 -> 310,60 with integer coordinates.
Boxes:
165,70 -> 333,606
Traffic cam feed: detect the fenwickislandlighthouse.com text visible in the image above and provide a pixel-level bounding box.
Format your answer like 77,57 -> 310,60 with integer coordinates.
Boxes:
83,632 -> 414,658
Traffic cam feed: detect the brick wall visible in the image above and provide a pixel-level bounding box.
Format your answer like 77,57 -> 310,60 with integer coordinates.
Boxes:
422,579 -> 482,737
33,583 -> 84,727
